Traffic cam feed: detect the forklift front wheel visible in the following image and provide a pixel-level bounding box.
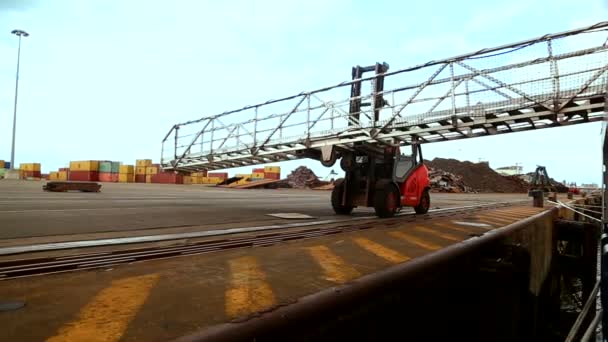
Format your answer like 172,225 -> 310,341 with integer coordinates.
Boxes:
374,183 -> 400,218
414,189 -> 430,214
331,183 -> 354,215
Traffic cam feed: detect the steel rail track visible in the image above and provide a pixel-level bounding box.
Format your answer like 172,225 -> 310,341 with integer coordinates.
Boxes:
0,201 -> 532,280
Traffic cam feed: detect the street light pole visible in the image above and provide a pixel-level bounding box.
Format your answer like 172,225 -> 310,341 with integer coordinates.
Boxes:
9,29 -> 29,171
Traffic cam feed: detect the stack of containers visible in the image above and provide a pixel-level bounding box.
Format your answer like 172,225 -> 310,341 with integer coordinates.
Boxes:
190,171 -> 208,184
151,172 -> 183,184
145,164 -> 159,183
48,170 -> 68,181
98,161 -> 114,182
19,163 -> 41,179
135,159 -> 151,183
251,168 -> 265,181
111,161 -> 120,182
119,165 -> 134,183
264,166 -> 281,180
69,161 -> 99,181
208,172 -> 228,180
183,175 -> 192,185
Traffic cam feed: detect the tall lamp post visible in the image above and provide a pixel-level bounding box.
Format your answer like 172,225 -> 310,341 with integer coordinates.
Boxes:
9,29 -> 29,171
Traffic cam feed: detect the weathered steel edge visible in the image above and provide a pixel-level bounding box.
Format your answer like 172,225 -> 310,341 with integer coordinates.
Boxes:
173,206 -> 558,342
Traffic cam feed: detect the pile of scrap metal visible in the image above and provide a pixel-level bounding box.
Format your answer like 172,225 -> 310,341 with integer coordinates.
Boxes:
285,166 -> 328,189
428,167 -> 473,193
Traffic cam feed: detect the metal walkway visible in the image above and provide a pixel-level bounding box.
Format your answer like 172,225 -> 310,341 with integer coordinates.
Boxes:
162,22 -> 608,172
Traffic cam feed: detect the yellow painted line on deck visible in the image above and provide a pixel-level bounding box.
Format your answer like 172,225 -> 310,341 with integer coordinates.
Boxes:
432,222 -> 475,233
353,237 -> 410,263
225,256 -> 276,318
471,217 -> 509,227
475,214 -> 514,224
415,226 -> 461,242
305,245 -> 361,283
388,231 -> 442,250
47,274 -> 160,342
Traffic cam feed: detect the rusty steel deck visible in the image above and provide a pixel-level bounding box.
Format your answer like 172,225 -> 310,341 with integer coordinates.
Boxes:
0,204 -> 550,341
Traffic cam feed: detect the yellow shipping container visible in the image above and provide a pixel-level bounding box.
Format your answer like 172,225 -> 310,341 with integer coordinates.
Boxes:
146,166 -> 159,175
236,173 -> 251,178
146,175 -> 152,183
0,160 -> 4,168
252,172 -> 265,179
58,171 -> 68,181
190,176 -> 200,184
136,159 -> 153,167
183,176 -> 192,185
119,173 -> 134,183
70,161 -> 99,171
135,166 -> 147,175
264,166 -> 281,173
120,165 -> 134,174
20,163 -> 41,171
49,172 -> 59,180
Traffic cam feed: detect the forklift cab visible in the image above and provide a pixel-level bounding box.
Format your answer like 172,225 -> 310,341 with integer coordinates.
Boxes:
393,144 -> 423,183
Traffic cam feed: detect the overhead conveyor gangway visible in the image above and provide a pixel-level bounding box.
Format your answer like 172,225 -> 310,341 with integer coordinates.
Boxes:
162,22 -> 608,172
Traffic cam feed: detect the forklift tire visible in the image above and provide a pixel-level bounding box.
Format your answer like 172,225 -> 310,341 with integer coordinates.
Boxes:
374,183 -> 400,218
414,189 -> 430,214
331,183 -> 354,215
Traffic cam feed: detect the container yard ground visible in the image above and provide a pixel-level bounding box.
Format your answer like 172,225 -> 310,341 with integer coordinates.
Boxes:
0,180 -> 529,244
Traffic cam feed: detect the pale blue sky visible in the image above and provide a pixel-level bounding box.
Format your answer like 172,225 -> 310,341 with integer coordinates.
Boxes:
1,0 -> 606,184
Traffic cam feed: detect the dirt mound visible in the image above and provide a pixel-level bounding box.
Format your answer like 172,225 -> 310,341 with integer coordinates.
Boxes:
426,158 -> 527,193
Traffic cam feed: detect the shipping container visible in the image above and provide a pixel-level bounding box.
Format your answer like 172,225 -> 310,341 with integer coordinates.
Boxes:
20,170 -> 41,179
0,160 -> 4,168
98,173 -> 114,182
99,161 -> 113,173
59,167 -> 69,172
151,173 -> 183,184
183,176 -> 192,185
70,161 -> 99,172
111,162 -> 121,173
146,175 -> 152,183
49,172 -> 59,180
135,174 -> 146,183
135,166 -> 147,175
146,166 -> 159,175
253,168 -> 265,173
120,165 -> 134,174
20,163 -> 41,171
191,171 -> 208,177
4,161 -> 10,169
58,171 -> 68,181
264,166 -> 281,173
118,173 -> 134,183
252,172 -> 265,179
69,171 -> 99,182
208,172 -> 228,180
264,172 -> 281,180
136,159 -> 152,167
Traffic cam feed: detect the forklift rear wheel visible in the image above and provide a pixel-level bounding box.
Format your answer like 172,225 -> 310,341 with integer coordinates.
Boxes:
374,184 -> 400,218
414,189 -> 430,214
331,183 -> 354,215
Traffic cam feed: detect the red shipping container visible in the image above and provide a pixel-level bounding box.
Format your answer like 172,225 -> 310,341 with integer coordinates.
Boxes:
264,172 -> 280,180
111,173 -> 119,182
135,175 -> 146,183
98,172 -> 114,182
253,168 -> 264,173
151,172 -> 183,184
69,171 -> 99,182
21,170 -> 41,178
208,172 -> 228,179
